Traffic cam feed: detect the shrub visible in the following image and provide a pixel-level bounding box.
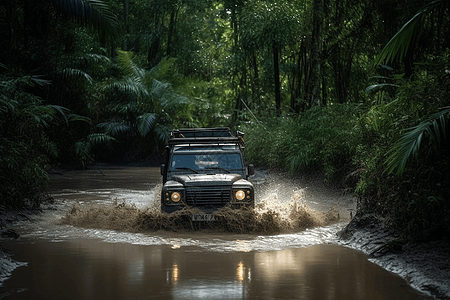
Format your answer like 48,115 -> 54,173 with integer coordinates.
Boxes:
241,103 -> 363,182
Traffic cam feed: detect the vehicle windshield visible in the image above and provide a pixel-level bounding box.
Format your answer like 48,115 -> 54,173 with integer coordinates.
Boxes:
169,153 -> 243,171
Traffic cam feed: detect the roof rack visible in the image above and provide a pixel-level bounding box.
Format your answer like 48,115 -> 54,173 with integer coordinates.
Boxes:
168,127 -> 245,149
170,127 -> 233,138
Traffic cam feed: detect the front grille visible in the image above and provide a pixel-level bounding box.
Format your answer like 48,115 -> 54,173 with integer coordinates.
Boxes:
185,187 -> 231,206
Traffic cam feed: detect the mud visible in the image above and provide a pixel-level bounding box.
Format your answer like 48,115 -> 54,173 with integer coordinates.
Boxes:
57,167 -> 343,234
0,210 -> 32,286
338,213 -> 450,299
0,245 -> 27,286
59,198 -> 339,234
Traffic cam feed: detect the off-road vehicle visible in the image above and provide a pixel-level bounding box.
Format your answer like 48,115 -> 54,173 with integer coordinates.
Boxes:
160,127 -> 255,220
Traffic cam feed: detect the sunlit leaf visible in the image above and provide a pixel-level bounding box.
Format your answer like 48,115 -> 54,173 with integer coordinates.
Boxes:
365,84 -> 399,94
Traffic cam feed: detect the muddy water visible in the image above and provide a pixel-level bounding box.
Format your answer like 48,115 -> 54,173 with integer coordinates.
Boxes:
0,166 -> 431,299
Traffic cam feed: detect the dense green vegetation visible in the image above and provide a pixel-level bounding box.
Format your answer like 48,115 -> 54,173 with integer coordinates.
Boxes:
1,0 -> 449,238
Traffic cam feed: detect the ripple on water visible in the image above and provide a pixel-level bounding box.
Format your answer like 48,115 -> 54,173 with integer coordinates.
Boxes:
17,208 -> 344,253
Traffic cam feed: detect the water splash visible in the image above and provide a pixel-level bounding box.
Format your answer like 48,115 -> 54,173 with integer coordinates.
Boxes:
59,184 -> 339,234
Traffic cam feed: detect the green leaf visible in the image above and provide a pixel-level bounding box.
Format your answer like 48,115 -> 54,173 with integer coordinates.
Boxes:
137,113 -> 157,137
97,121 -> 131,136
365,84 -> 399,94
52,0 -> 121,41
386,107 -> 450,175
374,0 -> 449,66
87,133 -> 116,145
62,68 -> 93,84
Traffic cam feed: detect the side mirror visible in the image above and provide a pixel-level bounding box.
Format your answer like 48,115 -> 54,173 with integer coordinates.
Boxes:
248,164 -> 255,176
160,164 -> 166,176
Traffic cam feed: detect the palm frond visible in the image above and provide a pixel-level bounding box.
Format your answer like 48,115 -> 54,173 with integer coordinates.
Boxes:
1,75 -> 50,93
150,79 -> 190,110
61,68 -> 93,84
23,104 -> 63,128
67,113 -> 91,123
97,121 -> 131,136
49,104 -> 70,116
116,50 -> 146,79
374,0 -> 449,66
43,139 -> 60,160
365,83 -> 399,94
386,106 -> 450,175
150,79 -> 172,100
29,76 -> 52,88
87,133 -> 116,145
74,140 -> 92,168
136,113 -> 157,137
52,0 -> 121,41
154,124 -> 171,143
149,57 -> 179,81
161,93 -> 190,111
0,95 -> 18,113
79,53 -> 111,65
106,77 -> 149,99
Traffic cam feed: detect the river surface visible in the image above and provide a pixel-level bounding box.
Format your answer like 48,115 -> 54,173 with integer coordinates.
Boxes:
0,166 -> 431,299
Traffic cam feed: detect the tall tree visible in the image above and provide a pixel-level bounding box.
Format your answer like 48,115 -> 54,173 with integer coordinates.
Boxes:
309,0 -> 323,107
238,0 -> 301,116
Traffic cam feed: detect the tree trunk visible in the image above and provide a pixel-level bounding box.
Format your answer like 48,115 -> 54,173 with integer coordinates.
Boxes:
273,42 -> 281,116
148,34 -> 161,68
252,52 -> 259,108
231,7 -> 238,47
123,0 -> 129,50
310,0 -> 323,107
167,7 -> 176,57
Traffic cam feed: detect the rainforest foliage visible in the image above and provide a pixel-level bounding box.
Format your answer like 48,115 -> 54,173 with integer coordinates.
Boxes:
1,0 -> 449,238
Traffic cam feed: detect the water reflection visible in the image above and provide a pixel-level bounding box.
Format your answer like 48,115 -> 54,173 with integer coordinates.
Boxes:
236,261 -> 245,282
171,263 -> 179,284
1,239 -> 429,300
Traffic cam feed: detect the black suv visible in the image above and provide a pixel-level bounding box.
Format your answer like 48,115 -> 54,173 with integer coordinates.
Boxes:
160,127 -> 255,217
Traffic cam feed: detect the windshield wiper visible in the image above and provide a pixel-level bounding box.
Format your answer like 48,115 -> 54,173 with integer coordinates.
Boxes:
174,167 -> 199,173
205,167 -> 231,173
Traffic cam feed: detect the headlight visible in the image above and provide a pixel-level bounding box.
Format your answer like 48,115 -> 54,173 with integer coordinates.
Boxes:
235,190 -> 246,201
171,191 -> 181,202
165,191 -> 183,204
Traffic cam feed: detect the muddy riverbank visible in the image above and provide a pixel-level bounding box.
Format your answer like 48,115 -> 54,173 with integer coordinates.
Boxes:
1,209 -> 33,285
338,213 -> 450,299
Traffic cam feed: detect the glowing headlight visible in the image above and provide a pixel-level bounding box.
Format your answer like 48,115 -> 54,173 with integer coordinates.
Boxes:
171,192 -> 181,202
235,190 -> 246,201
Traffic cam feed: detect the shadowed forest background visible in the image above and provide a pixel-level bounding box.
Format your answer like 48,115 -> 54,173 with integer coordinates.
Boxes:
1,0 -> 449,239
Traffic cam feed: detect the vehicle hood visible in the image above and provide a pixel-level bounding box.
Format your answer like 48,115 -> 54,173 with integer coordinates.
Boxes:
172,174 -> 242,187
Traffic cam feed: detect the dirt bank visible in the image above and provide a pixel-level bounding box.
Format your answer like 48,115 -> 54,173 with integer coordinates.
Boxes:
0,210 -> 33,286
338,213 -> 450,299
